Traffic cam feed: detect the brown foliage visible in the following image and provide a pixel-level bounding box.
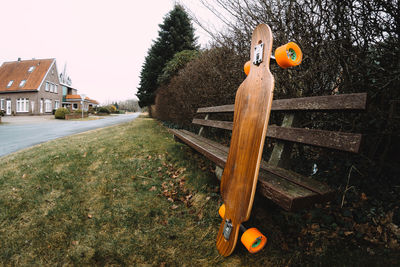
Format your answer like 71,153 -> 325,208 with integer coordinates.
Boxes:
153,46 -> 246,127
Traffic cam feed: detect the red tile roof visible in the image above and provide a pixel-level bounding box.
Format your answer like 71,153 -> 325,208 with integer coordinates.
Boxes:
66,95 -> 99,105
66,94 -> 82,100
0,58 -> 55,92
86,97 -> 99,105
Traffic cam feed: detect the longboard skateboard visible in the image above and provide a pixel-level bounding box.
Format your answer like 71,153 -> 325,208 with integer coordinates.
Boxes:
216,24 -> 302,256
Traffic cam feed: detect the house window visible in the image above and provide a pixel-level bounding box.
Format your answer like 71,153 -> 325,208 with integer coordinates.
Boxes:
55,100 -> 60,109
31,101 -> 35,113
50,83 -> 54,93
45,99 -> 52,112
16,98 -> 29,113
7,80 -> 13,88
45,82 -> 49,91
73,103 -> 78,110
0,99 -> 4,110
28,66 -> 35,73
19,80 -> 26,88
54,84 -> 58,93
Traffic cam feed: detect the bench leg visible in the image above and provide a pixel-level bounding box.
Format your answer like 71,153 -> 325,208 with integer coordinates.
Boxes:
215,166 -> 223,181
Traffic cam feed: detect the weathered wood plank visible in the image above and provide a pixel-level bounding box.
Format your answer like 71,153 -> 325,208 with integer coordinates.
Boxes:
196,93 -> 367,113
170,129 -> 335,211
259,161 -> 334,196
257,171 -> 321,211
169,129 -> 227,167
193,118 -> 362,153
267,126 -> 362,153
272,93 -> 367,111
192,119 -> 233,131
197,105 -> 234,113
181,129 -> 334,197
268,113 -> 296,168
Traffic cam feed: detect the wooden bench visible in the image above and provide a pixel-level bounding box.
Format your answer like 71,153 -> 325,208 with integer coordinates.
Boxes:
169,93 -> 367,211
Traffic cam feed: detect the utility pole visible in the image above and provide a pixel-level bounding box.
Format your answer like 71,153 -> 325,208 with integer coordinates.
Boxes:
80,94 -> 86,119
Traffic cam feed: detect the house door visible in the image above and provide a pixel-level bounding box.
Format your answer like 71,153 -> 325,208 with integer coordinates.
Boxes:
31,101 -> 35,113
6,100 -> 11,115
40,99 -> 43,113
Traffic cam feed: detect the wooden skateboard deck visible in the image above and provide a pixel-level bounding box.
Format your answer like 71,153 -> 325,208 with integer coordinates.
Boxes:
216,24 -> 275,257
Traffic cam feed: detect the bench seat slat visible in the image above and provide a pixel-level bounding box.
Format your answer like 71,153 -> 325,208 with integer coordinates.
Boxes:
169,129 -> 227,167
180,130 -> 333,196
169,129 -> 335,211
193,119 -> 362,153
196,93 -> 367,113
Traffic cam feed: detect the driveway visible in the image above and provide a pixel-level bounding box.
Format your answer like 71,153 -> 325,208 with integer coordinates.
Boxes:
0,113 -> 140,157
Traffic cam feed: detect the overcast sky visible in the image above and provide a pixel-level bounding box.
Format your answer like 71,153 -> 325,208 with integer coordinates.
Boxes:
0,0 -> 221,104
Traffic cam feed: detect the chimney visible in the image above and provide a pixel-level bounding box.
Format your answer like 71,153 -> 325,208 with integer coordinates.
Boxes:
17,57 -> 21,62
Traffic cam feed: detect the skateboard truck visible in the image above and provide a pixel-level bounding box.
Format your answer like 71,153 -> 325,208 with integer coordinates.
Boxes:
223,219 -> 233,240
219,204 -> 267,252
244,41 -> 303,75
253,43 -> 264,65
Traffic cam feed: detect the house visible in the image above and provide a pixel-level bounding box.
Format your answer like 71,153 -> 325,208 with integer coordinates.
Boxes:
86,97 -> 100,110
0,58 -> 62,115
59,64 -> 99,112
64,95 -> 100,111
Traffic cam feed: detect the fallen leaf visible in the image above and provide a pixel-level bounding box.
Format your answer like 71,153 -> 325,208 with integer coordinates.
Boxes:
361,192 -> 367,201
171,204 -> 179,210
149,186 -> 157,192
88,214 -> 93,219
311,223 -> 320,230
388,223 -> 400,238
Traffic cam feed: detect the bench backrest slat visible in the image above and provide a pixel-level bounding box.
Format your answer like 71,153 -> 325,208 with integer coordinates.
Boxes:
192,119 -> 362,153
268,126 -> 362,153
192,119 -> 233,131
196,93 -> 367,113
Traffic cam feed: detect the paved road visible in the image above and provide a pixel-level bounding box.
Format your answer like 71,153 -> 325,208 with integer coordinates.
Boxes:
0,113 -> 140,158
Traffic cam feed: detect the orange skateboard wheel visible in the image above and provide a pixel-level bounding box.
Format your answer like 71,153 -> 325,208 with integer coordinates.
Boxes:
241,227 -> 267,253
274,42 -> 302,68
244,61 -> 251,76
218,204 -> 226,218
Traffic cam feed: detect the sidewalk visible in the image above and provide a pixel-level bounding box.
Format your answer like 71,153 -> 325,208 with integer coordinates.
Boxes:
1,115 -> 55,125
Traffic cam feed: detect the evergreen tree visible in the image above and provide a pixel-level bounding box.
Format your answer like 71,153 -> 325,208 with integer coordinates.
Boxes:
136,5 -> 197,108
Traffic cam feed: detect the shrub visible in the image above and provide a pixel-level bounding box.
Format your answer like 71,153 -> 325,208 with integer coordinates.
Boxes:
98,106 -> 110,114
157,50 -> 200,85
54,107 -> 70,119
109,105 -> 117,113
153,46 -> 246,127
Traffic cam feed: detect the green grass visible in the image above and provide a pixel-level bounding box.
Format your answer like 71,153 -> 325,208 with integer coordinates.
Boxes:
0,116 -> 398,266
0,116 -> 239,265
